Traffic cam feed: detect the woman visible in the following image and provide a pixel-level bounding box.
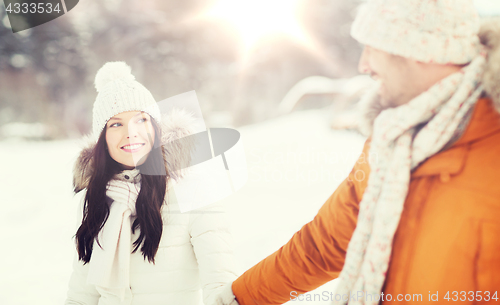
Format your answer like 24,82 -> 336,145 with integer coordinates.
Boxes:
65,62 -> 237,305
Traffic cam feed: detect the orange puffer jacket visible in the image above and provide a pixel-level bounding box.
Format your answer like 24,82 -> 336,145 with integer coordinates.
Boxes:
232,97 -> 500,304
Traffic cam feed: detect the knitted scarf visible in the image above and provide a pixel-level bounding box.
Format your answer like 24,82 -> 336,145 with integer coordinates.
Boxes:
334,53 -> 486,305
87,172 -> 140,302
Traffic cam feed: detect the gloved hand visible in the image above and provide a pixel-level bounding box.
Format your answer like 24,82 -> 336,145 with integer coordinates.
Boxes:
106,179 -> 140,210
214,282 -> 239,305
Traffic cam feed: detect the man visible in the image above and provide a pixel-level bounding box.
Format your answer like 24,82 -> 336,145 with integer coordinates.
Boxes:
216,0 -> 500,304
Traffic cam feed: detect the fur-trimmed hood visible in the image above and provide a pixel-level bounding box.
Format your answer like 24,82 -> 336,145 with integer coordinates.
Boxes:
73,108 -> 196,193
358,17 -> 500,136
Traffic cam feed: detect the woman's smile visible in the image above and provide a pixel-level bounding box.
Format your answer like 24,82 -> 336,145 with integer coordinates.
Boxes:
121,143 -> 146,153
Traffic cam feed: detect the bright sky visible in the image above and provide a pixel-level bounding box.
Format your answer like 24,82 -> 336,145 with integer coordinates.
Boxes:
201,0 -> 311,50
196,0 -> 500,65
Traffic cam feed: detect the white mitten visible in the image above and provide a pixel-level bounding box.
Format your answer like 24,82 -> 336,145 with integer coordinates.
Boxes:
106,179 -> 140,211
214,282 -> 239,305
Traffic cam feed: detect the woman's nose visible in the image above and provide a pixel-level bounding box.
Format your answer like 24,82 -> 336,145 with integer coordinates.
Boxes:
126,124 -> 139,138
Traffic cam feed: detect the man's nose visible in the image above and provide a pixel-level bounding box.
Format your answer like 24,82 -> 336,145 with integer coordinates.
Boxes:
358,46 -> 370,74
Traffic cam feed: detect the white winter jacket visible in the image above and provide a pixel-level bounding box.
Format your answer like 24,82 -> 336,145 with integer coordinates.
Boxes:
65,168 -> 238,305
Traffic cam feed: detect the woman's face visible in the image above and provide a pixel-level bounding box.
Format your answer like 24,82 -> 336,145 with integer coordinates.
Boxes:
105,111 -> 155,169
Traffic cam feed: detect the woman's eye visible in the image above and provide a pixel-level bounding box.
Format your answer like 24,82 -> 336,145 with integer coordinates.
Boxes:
137,117 -> 147,123
109,122 -> 121,128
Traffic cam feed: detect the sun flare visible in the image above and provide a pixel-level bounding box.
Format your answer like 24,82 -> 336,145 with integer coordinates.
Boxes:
203,0 -> 309,49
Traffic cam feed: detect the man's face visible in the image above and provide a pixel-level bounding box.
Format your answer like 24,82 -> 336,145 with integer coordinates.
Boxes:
358,46 -> 422,108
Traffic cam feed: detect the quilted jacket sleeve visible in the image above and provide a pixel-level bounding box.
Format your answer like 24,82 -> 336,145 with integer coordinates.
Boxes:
65,191 -> 101,305
231,141 -> 371,305
189,201 -> 239,305
66,257 -> 133,305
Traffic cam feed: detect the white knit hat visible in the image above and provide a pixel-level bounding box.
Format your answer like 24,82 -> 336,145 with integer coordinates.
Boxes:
351,0 -> 481,64
92,62 -> 161,137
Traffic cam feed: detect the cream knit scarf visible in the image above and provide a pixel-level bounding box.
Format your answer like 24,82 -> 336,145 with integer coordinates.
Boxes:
87,171 -> 141,303
334,53 -> 486,305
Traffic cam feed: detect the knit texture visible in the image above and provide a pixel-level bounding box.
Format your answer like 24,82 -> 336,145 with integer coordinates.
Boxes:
334,52 -> 486,305
87,174 -> 140,303
92,62 -> 161,137
351,0 -> 481,64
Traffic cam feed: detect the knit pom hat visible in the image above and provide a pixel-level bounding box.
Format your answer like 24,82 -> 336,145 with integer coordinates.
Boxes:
351,0 -> 481,64
92,62 -> 161,137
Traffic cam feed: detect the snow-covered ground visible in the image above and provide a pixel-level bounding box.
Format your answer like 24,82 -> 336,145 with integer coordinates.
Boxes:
0,109 -> 366,305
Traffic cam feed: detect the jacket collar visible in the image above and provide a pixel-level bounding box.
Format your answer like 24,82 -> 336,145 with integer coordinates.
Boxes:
453,98 -> 500,146
412,97 -> 500,177
114,168 -> 141,184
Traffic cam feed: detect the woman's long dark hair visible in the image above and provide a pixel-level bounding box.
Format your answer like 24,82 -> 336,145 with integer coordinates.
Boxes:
76,119 -> 168,264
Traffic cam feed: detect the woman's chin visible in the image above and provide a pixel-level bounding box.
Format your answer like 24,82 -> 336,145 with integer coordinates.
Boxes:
118,158 -> 142,170
119,162 -> 136,170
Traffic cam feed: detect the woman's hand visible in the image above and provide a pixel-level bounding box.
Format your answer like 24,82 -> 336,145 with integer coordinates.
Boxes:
214,282 -> 239,305
106,179 -> 140,210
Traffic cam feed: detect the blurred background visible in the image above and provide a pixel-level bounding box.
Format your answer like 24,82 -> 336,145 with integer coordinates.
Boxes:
1,1 -> 500,304
2,0 -> 499,139
0,0 -> 366,139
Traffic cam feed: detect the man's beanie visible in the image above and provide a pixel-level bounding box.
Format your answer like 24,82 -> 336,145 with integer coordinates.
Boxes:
92,61 -> 161,137
351,0 -> 481,64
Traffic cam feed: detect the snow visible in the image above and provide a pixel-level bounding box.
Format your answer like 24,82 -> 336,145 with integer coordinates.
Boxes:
0,109 -> 366,305
1,122 -> 49,139
278,75 -> 373,114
